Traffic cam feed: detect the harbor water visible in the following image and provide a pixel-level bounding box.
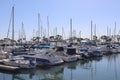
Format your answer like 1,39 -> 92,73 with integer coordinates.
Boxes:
0,54 -> 120,80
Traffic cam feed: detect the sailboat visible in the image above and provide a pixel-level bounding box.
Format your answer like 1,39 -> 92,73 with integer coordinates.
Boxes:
3,6 -> 36,69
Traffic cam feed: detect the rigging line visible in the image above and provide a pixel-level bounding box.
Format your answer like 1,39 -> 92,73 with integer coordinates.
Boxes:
7,8 -> 12,38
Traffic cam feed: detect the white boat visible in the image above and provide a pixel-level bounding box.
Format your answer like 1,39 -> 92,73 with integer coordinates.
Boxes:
35,53 -> 64,66
62,55 -> 78,62
97,45 -> 112,55
23,50 -> 64,66
3,56 -> 36,69
55,47 -> 78,62
111,47 -> 118,53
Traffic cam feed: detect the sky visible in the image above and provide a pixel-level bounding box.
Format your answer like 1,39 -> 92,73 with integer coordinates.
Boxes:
0,0 -> 120,40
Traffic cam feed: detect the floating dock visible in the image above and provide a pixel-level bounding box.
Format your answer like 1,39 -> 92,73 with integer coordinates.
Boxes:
0,64 -> 20,71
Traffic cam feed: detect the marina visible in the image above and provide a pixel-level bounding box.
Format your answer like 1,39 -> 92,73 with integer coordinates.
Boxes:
1,0 -> 120,80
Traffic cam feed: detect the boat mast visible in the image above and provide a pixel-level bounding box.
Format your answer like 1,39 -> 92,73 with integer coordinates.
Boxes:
21,22 -> 26,40
38,13 -> 40,38
79,30 -> 81,38
62,27 -> 64,39
40,16 -> 43,38
47,16 -> 49,39
70,18 -> 72,40
94,24 -> 96,36
12,6 -> 14,41
7,10 -> 12,39
114,22 -> 116,42
107,26 -> 109,36
56,27 -> 57,35
18,30 -> 20,40
109,28 -> 111,37
114,22 -> 116,36
91,20 -> 93,40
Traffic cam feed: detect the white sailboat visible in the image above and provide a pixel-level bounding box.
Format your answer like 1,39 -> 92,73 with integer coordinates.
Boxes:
3,6 -> 36,69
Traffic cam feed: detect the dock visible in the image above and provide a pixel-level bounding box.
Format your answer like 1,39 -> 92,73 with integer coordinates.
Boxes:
0,64 -> 20,71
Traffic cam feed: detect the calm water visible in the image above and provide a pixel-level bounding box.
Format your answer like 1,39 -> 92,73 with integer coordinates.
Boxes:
0,54 -> 120,80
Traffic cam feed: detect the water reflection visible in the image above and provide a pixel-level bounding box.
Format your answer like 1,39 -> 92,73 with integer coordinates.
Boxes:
0,54 -> 120,80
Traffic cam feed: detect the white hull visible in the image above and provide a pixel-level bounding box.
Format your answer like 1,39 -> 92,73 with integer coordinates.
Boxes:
32,53 -> 64,66
3,59 -> 36,69
62,55 -> 77,62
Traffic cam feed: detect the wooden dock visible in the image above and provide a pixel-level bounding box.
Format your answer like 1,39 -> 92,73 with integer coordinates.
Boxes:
0,64 -> 20,71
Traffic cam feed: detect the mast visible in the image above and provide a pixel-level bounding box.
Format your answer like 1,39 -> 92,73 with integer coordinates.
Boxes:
12,6 -> 14,41
79,30 -> 81,38
44,28 -> 46,37
47,16 -> 49,39
109,28 -> 111,37
21,22 -> 26,40
41,20 -> 43,38
70,18 -> 72,38
38,13 -> 40,37
18,30 -> 20,39
114,22 -> 116,36
56,27 -> 57,35
7,10 -> 12,38
94,24 -> 96,36
107,26 -> 109,36
21,22 -> 23,40
114,22 -> 116,42
91,20 -> 93,40
62,27 -> 64,39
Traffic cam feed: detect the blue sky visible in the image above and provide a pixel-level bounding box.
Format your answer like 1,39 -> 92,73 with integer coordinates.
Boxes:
0,0 -> 120,40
